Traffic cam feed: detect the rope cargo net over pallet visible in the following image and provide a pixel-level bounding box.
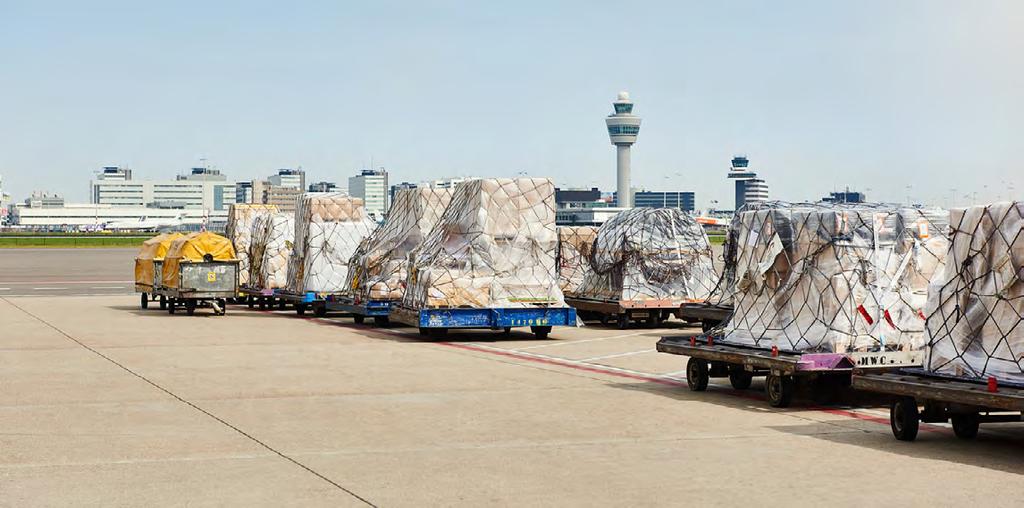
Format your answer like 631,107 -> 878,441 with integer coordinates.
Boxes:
250,212 -> 295,290
346,186 -> 454,301
717,201 -> 949,353
926,201 -> 1024,381
401,177 -> 565,309
225,204 -> 278,287
568,208 -> 717,304
287,193 -> 376,294
557,226 -> 598,294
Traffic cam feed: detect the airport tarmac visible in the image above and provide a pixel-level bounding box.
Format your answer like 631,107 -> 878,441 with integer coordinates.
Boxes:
3,289 -> 1024,506
0,248 -> 136,296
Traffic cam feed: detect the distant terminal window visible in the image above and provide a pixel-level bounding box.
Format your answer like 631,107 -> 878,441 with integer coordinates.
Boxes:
614,103 -> 633,114
607,125 -> 640,136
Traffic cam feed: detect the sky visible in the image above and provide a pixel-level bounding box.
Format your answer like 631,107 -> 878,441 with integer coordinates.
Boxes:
1,0 -> 1021,209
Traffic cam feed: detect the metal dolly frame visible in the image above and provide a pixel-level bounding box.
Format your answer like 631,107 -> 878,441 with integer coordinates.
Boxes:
565,296 -> 681,329
390,305 -> 577,340
331,296 -> 395,325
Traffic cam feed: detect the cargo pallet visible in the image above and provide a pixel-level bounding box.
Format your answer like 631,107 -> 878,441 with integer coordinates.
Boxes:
238,286 -> 289,310
331,296 -> 395,325
852,369 -> 1024,441
565,296 -> 680,329
676,302 -> 733,331
656,334 -> 923,408
390,305 -> 577,340
153,260 -> 239,316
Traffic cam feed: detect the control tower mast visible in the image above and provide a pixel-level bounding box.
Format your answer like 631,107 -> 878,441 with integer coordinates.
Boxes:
605,91 -> 642,208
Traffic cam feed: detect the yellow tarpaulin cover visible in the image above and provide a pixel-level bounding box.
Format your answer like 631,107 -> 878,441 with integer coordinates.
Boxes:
162,232 -> 237,288
134,232 -> 185,288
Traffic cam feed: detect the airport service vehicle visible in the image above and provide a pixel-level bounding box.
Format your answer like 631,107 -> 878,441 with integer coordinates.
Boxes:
852,369 -> 1024,441
656,334 -> 922,408
155,259 -> 240,316
390,305 -> 577,340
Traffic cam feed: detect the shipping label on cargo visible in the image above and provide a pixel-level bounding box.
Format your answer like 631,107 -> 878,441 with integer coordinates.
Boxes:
852,350 -> 924,368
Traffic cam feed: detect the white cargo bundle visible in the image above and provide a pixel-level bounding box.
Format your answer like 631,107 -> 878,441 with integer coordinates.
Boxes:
721,202 -> 948,353
570,208 -> 716,304
251,212 -> 295,290
225,204 -> 277,287
925,201 -> 1024,381
557,226 -> 598,294
402,177 -> 565,309
287,193 -> 376,294
346,186 -> 454,301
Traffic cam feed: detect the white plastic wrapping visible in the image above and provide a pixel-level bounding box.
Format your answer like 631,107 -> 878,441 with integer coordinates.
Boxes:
225,204 -> 277,287
287,193 -> 376,293
402,178 -> 565,309
721,202 -> 948,353
251,212 -> 295,290
570,208 -> 716,304
925,202 -> 1024,381
557,226 -> 598,294
346,186 -> 454,301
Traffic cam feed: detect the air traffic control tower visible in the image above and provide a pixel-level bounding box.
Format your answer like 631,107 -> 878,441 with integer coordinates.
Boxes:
606,91 -> 641,208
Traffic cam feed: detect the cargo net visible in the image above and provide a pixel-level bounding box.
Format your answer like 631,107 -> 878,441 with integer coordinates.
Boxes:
250,212 -> 295,290
720,201 -> 949,353
225,204 -> 277,287
345,187 -> 454,301
557,226 -> 598,294
401,178 -> 565,309
287,193 -> 376,294
925,202 -> 1024,381
570,208 -> 717,304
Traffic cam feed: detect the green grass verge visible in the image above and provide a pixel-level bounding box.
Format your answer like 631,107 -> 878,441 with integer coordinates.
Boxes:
707,235 -> 726,245
0,236 -> 148,248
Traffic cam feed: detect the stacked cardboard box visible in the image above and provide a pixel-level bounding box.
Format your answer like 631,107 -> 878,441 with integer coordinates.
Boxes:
287,193 -> 376,293
925,201 -> 1024,381
225,204 -> 278,287
402,178 -> 564,308
721,202 -> 949,353
570,208 -> 716,304
557,226 -> 598,294
346,186 -> 454,300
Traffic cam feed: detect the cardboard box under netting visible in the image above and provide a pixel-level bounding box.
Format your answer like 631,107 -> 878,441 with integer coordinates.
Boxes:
557,226 -> 598,294
568,208 -> 716,305
249,212 -> 295,290
720,202 -> 949,353
225,204 -> 278,287
401,178 -> 565,309
345,186 -> 454,301
925,202 -> 1024,381
286,193 -> 376,293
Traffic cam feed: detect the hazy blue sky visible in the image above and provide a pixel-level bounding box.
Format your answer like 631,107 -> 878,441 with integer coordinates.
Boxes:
1,0 -> 1021,208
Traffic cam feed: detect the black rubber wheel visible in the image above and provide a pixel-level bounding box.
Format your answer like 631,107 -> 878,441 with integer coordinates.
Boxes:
159,295 -> 167,309
419,327 -> 429,336
314,305 -> 327,317
765,374 -> 794,408
599,314 -> 609,325
141,292 -> 149,309
728,367 -> 753,390
217,299 -> 228,315
258,298 -> 267,310
531,325 -> 552,340
374,316 -> 390,326
296,304 -> 307,316
353,315 -> 365,324
890,397 -> 920,441
185,299 -> 196,316
951,414 -> 980,440
427,328 -> 448,339
502,326 -> 512,336
247,297 -> 254,309
617,314 -> 629,330
278,301 -> 286,310
686,358 -> 709,392
167,300 -> 176,315
650,312 -> 663,327
702,320 -> 719,333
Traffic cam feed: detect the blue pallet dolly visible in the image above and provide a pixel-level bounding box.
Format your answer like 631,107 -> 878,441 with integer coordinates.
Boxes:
390,305 -> 577,339
332,296 -> 395,325
276,290 -> 339,317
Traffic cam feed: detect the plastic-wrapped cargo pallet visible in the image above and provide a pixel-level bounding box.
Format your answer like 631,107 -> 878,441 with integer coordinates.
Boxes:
250,212 -> 295,289
720,201 -> 949,353
287,193 -> 376,294
925,201 -> 1024,381
225,204 -> 278,287
346,186 -> 454,301
402,178 -> 565,309
569,208 -> 716,304
557,226 -> 598,294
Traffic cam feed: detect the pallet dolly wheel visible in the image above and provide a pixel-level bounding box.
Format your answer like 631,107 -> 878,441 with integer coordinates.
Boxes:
418,327 -> 429,336
247,297 -> 254,309
159,295 -> 167,309
617,313 -> 630,330
951,413 -> 980,440
686,358 -> 709,392
140,292 -> 149,309
185,299 -> 197,316
278,300 -> 287,310
728,366 -> 753,390
374,316 -> 390,326
765,373 -> 795,408
531,325 -> 552,340
501,326 -> 512,337
295,303 -> 306,316
313,305 -> 327,318
890,396 -> 920,441
353,314 -> 365,325
599,314 -> 610,325
427,328 -> 448,340
167,299 -> 176,315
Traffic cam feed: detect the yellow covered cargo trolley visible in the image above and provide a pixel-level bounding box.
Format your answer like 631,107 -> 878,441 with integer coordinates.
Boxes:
134,232 -> 185,310
153,232 -> 240,316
